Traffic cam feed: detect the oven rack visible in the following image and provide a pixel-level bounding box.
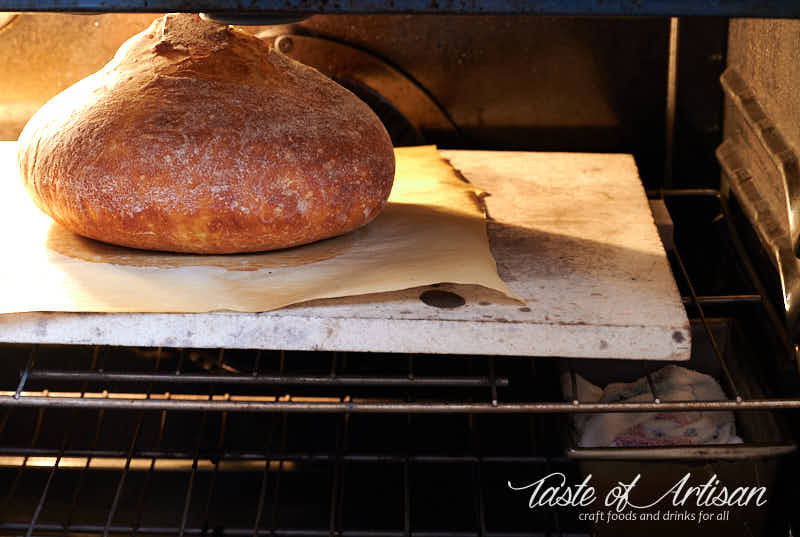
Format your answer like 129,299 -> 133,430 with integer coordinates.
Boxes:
0,350 -> 787,537
1,190 -> 799,415
0,348 -> 590,536
0,396 -> 588,536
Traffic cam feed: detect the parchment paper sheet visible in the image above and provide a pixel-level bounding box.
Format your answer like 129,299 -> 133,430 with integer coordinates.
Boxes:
0,143 -> 515,314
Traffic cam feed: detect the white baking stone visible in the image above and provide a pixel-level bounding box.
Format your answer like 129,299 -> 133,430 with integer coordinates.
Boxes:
0,149 -> 690,360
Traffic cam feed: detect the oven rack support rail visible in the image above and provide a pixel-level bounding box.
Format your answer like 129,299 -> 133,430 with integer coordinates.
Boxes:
0,0 -> 798,18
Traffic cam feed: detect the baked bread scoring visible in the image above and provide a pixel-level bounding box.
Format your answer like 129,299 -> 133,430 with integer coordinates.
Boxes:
17,13 -> 395,254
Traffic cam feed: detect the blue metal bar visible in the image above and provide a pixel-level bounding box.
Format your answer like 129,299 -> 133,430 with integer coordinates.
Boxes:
0,0 -> 798,17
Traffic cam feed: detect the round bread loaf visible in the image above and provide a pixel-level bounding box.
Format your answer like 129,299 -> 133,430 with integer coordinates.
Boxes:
17,13 -> 395,254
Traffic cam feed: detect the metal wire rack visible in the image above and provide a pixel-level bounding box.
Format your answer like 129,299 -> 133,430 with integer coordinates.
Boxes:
0,345 -> 586,536
0,189 -> 796,537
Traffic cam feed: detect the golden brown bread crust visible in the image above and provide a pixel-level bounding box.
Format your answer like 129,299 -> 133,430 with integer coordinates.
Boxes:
17,13 -> 395,254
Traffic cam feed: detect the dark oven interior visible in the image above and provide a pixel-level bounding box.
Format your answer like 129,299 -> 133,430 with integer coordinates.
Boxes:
1,8 -> 800,537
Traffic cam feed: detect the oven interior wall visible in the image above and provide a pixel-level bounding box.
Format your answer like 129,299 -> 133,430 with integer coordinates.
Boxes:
0,14 -> 728,189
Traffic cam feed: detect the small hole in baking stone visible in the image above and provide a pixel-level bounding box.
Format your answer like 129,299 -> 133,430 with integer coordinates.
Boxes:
420,290 -> 465,309
518,307 -> 531,312
672,331 -> 685,343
